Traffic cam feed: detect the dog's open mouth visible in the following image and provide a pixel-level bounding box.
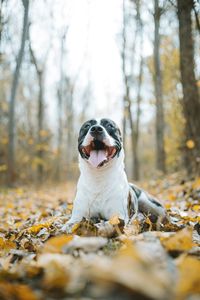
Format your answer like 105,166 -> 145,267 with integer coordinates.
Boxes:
81,140 -> 117,168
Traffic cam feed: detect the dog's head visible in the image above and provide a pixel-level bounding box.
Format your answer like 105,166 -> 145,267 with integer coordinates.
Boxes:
78,118 -> 122,168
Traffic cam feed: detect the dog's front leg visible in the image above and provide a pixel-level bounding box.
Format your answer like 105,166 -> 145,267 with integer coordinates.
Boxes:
61,200 -> 87,233
61,216 -> 80,233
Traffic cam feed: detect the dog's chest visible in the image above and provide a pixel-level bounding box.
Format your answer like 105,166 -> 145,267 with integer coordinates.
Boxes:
77,176 -> 129,220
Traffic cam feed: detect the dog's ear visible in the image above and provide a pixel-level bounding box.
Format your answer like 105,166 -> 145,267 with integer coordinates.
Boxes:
117,127 -> 122,142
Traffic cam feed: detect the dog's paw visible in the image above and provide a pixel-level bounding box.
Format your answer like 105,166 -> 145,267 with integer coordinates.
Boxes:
61,222 -> 74,234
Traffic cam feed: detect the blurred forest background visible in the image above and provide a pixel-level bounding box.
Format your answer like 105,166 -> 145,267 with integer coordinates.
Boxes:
0,0 -> 200,186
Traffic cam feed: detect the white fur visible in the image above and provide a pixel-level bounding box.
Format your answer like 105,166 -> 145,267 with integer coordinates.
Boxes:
66,149 -> 131,226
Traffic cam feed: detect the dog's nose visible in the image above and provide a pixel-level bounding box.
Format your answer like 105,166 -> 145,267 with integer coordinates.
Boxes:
90,125 -> 103,134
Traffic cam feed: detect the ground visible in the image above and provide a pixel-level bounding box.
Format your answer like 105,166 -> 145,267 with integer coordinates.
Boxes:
0,175 -> 200,300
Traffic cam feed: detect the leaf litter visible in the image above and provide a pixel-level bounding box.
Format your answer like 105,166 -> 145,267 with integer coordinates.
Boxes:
0,176 -> 200,300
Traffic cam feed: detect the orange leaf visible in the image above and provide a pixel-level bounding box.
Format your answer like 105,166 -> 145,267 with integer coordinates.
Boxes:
42,234 -> 73,253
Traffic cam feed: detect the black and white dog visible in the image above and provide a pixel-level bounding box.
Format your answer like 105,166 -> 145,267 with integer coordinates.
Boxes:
62,118 -> 167,232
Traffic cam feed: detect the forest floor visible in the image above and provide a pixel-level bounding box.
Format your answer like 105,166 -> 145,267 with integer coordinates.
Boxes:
0,174 -> 200,300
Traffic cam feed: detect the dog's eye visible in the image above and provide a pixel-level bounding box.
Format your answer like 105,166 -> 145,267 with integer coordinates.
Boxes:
83,124 -> 90,130
107,123 -> 114,130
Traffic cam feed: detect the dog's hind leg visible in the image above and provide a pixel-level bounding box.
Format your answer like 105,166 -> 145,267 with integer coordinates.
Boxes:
129,183 -> 167,224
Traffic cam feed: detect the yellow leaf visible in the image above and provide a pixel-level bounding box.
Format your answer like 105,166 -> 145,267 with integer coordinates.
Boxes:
0,164 -> 7,172
42,235 -> 73,253
186,139 -> 195,149
71,223 -> 80,233
38,254 -> 70,289
15,188 -> 24,196
31,157 -> 46,167
145,217 -> 153,231
164,203 -> 171,209
28,138 -> 34,145
1,137 -> 8,145
14,221 -> 23,229
168,193 -> 176,201
109,214 -> 120,225
192,178 -> 200,189
0,237 -> 16,251
176,256 -> 200,298
67,203 -> 73,211
6,203 -> 14,209
119,239 -> 141,260
39,130 -> 48,137
192,205 -> 200,212
35,144 -> 49,151
27,222 -> 51,234
160,228 -> 194,251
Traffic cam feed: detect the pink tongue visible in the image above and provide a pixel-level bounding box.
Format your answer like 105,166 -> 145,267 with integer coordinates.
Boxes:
88,150 -> 107,167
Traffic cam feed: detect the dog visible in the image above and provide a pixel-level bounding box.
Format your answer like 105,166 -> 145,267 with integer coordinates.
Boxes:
62,118 -> 167,232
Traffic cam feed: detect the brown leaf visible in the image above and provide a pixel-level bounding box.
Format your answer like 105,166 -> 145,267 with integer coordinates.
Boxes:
0,282 -> 38,300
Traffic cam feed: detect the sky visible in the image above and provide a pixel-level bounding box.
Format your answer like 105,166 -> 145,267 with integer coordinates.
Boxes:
29,0 -> 155,127
5,0 -> 157,129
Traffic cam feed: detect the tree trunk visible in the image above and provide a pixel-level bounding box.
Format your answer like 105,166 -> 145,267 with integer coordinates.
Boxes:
122,0 -> 142,179
37,71 -> 44,180
7,0 -> 29,185
55,33 -> 66,181
56,89 -> 63,181
122,0 -> 128,158
177,0 -> 200,174
133,51 -> 143,181
153,0 -> 166,173
66,85 -> 74,180
0,0 -> 5,49
131,0 -> 143,181
29,38 -> 45,181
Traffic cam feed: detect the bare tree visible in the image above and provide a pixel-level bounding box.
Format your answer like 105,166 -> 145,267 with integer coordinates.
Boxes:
132,36 -> 143,180
177,0 -> 200,174
7,0 -> 29,185
56,28 -> 68,180
65,77 -> 75,180
0,0 -> 5,49
29,36 -> 47,181
153,0 -> 166,173
122,0 -> 143,180
122,0 -> 135,171
122,0 -> 128,156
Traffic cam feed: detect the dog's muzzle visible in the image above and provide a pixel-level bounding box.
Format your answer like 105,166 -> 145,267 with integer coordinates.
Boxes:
80,138 -> 117,168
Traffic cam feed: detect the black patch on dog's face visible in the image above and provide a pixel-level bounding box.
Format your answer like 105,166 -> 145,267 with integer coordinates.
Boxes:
78,119 -> 97,157
100,118 -> 122,157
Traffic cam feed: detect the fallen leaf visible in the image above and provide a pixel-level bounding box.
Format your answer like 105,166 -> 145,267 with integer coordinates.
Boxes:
37,254 -> 71,289
42,234 -> 73,253
186,140 -> 195,149
0,237 -> 16,253
109,214 -> 120,225
27,222 -> 51,235
0,282 -> 38,300
160,227 -> 194,252
176,255 -> 200,299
